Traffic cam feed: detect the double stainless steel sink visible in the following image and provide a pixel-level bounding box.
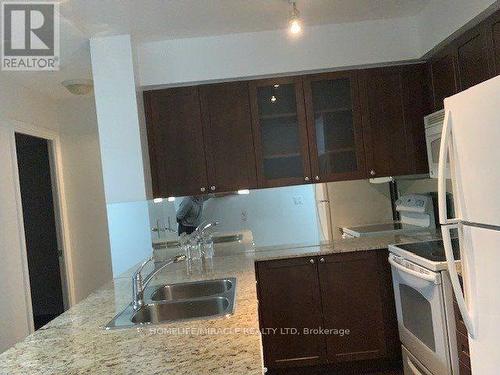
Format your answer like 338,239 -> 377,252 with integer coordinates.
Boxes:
105,278 -> 236,329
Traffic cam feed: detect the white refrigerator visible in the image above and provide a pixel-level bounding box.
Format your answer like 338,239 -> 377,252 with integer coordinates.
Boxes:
438,75 -> 500,374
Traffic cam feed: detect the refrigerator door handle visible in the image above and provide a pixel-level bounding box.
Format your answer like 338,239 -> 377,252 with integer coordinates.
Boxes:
442,224 -> 475,337
438,110 -> 459,225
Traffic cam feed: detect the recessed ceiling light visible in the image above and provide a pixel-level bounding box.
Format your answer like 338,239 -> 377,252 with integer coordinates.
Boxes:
288,1 -> 303,35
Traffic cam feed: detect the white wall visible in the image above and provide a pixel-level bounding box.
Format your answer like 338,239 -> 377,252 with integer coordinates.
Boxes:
0,76 -> 59,353
0,75 -> 115,352
90,35 -> 154,277
137,16 -> 420,87
56,97 -> 113,302
0,125 -> 33,353
106,201 -> 152,276
416,0 -> 498,55
90,35 -> 147,204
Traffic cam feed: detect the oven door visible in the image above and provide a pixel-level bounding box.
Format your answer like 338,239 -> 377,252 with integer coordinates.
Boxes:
389,254 -> 452,375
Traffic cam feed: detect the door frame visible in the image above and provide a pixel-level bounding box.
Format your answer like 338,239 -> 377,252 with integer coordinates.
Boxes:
8,119 -> 75,333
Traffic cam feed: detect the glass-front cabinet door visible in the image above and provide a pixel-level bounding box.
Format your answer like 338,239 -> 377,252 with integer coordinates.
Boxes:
303,71 -> 366,182
249,77 -> 311,187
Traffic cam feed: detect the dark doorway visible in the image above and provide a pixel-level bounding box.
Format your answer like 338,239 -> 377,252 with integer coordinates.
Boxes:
15,133 -> 66,330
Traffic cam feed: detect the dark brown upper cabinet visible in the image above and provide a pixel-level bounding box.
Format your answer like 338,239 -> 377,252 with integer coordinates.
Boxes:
486,10 -> 500,76
144,82 -> 257,198
255,256 -> 325,368
199,82 -> 257,193
303,71 -> 367,182
359,64 -> 429,178
429,51 -> 459,111
249,77 -> 312,188
427,10 -> 500,112
144,87 -> 208,198
456,25 -> 490,91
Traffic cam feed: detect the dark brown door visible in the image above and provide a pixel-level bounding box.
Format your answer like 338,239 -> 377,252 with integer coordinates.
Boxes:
429,52 -> 459,111
249,77 -> 311,188
303,71 -> 367,182
456,26 -> 490,91
359,65 -> 428,178
256,257 -> 325,368
318,252 -> 386,363
144,87 -> 208,197
199,82 -> 257,193
15,133 -> 65,330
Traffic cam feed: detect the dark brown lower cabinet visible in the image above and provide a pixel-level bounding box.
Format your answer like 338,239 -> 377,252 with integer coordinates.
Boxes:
319,252 -> 387,363
255,250 -> 401,374
255,257 -> 325,368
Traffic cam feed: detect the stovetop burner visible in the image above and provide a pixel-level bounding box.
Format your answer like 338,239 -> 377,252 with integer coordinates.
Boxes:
396,238 -> 461,262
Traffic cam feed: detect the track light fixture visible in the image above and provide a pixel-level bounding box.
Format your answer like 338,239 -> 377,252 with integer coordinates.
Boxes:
288,1 -> 302,35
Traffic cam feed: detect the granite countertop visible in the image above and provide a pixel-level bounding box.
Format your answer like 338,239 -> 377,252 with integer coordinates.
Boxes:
0,233 -> 439,374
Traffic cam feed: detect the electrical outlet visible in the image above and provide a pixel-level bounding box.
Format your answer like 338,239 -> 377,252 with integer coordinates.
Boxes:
293,196 -> 303,205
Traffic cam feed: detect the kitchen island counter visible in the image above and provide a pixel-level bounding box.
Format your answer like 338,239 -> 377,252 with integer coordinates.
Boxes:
0,233 -> 437,374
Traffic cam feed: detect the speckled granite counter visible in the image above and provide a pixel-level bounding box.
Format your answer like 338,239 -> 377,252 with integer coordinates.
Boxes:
0,233 -> 438,374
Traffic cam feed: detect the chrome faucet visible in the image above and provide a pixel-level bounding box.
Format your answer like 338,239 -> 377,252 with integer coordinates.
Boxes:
193,221 -> 219,240
132,254 -> 186,310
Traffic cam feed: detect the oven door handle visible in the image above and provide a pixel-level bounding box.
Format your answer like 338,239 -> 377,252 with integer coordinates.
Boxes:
388,255 -> 440,284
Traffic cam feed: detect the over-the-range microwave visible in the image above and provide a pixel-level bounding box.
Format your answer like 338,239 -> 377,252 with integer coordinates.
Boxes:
424,109 -> 450,179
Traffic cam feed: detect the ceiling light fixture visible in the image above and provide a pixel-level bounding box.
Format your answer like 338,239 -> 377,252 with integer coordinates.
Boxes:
288,1 -> 302,35
61,79 -> 94,96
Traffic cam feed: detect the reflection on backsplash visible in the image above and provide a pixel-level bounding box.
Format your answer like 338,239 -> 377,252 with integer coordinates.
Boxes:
107,176 -> 448,277
151,184 -> 323,248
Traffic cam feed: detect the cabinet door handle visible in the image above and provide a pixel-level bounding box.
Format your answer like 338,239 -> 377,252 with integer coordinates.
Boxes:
304,177 -> 310,182
210,186 -> 216,191
200,187 -> 206,192
319,258 -> 325,263
309,258 -> 315,264
370,169 -> 376,176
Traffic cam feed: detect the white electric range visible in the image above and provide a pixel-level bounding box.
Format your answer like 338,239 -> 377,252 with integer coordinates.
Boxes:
388,239 -> 461,375
342,194 -> 435,238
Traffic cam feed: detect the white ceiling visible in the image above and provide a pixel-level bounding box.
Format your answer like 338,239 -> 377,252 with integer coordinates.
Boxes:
2,0 -> 431,100
60,0 -> 430,41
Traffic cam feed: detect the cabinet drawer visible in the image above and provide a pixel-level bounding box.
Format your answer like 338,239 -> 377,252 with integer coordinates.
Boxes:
456,330 -> 471,369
